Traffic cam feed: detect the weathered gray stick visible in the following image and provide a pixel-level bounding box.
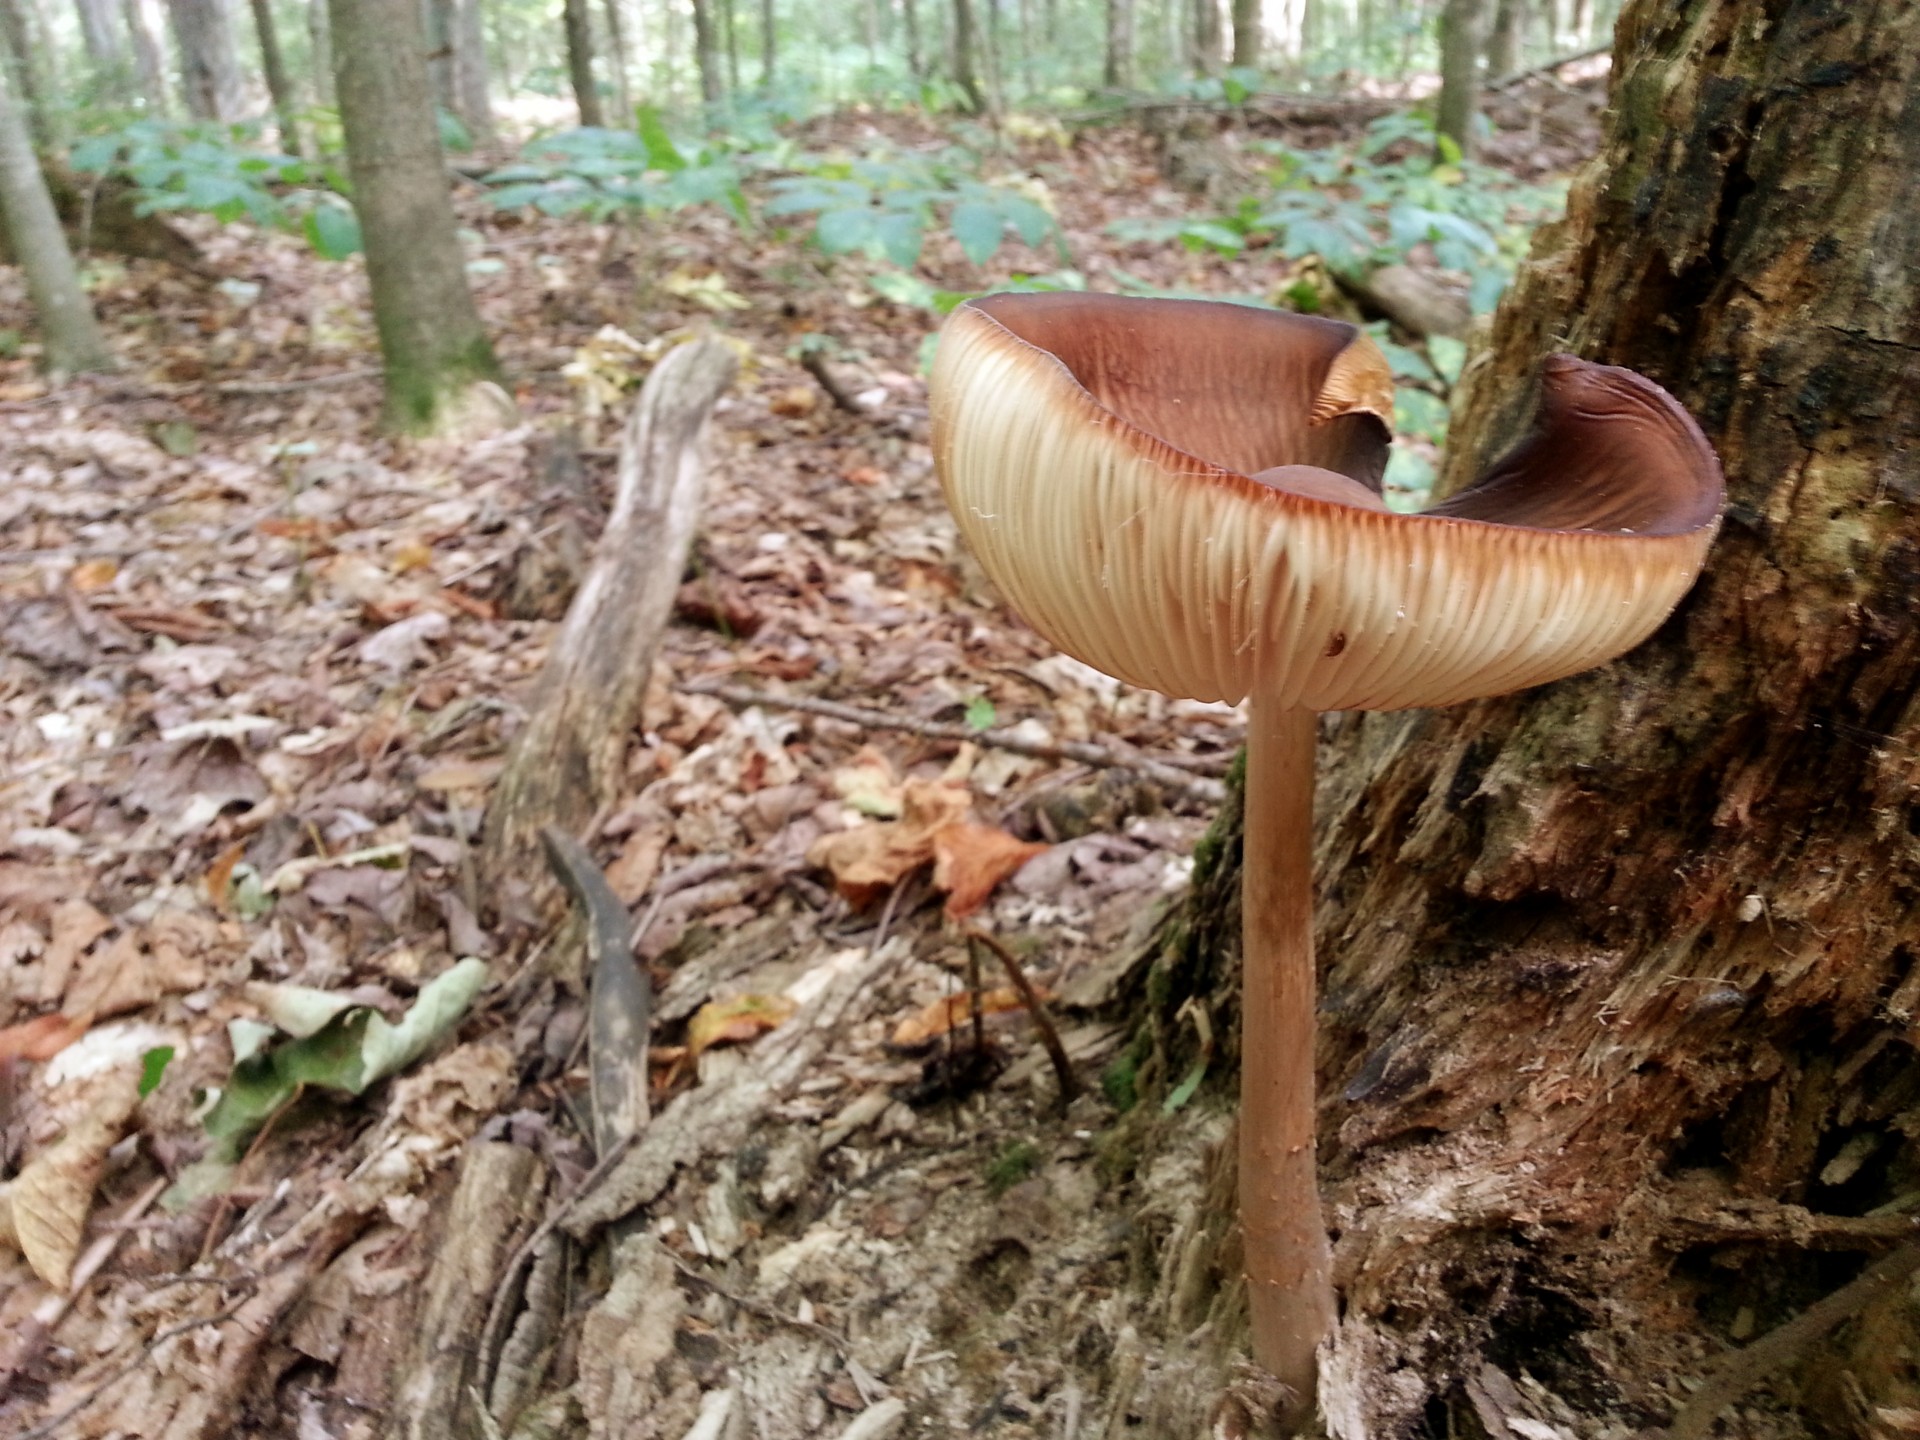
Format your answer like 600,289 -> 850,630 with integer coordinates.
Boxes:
482,338 -> 738,895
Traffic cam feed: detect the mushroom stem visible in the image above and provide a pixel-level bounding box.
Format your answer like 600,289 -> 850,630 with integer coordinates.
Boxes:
1240,697 -> 1335,1422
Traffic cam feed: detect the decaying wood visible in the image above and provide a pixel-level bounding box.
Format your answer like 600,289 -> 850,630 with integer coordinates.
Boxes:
387,1141 -> 548,1440
1659,1242 -> 1920,1440
0,165 -> 207,272
565,940 -> 904,1235
1133,2 -> 1920,1434
1334,262 -> 1471,339
483,337 -> 739,899
542,826 -> 649,1154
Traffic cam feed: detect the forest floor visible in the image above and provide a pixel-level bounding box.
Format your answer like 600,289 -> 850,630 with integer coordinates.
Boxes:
0,78 -> 1619,1440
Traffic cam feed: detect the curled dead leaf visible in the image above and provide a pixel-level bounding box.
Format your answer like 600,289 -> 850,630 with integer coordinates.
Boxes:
0,1012 -> 90,1063
807,777 -> 971,908
687,994 -> 797,1061
4,1070 -> 141,1290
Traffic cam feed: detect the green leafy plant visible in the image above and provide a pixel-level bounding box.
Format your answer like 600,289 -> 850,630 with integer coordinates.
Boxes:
70,119 -> 361,257
480,114 -> 750,222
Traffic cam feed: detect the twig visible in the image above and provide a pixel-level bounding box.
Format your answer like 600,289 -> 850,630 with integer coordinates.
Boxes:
799,348 -> 867,413
16,1294 -> 257,1440
1659,1240 -> 1920,1440
966,928 -> 1080,1112
667,1252 -> 854,1358
1488,43 -> 1611,92
678,679 -> 1229,803
475,1133 -> 637,1393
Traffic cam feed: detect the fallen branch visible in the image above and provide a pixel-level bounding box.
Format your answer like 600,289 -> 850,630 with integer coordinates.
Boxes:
543,826 -> 650,1155
1488,43 -> 1611,92
678,679 -> 1230,804
966,928 -> 1079,1112
799,347 -> 867,413
482,337 -> 739,893
1659,1240 -> 1920,1440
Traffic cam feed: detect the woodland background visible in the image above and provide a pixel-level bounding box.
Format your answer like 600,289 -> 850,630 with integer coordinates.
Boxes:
9,0 -> 1916,1438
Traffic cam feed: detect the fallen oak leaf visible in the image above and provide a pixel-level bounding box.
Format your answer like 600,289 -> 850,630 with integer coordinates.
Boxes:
889,985 -> 1042,1050
687,993 -> 797,1061
0,1012 -> 90,1063
807,777 -> 972,907
931,823 -> 1047,920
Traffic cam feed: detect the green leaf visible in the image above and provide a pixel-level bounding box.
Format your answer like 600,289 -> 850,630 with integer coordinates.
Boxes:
1435,131 -> 1464,166
636,105 -> 687,172
815,206 -> 876,255
949,199 -> 1004,265
139,1046 -> 174,1097
200,959 -> 489,1151
872,209 -> 924,268
964,695 -> 997,731
1162,1055 -> 1207,1114
303,203 -> 362,260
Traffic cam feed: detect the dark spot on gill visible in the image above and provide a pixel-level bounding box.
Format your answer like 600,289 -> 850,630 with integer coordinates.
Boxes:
1325,631 -> 1347,657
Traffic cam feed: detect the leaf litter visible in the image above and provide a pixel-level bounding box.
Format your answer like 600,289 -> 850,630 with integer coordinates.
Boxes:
0,97 -> 1602,1439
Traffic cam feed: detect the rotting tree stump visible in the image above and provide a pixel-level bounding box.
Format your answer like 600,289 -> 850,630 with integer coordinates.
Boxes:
1125,3 -> 1920,1435
482,337 -> 737,911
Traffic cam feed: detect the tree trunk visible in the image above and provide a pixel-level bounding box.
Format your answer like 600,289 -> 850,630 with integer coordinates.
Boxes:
1434,0 -> 1486,156
562,0 -> 601,125
901,0 -> 918,79
1140,1 -> 1920,1433
950,0 -> 980,109
0,61 -> 110,375
452,0 -> 494,147
1484,0 -> 1520,76
0,0 -> 52,144
248,0 -> 307,154
600,0 -> 631,122
758,0 -> 773,89
721,0 -> 738,95
75,0 -> 130,97
1190,0 -> 1220,74
689,0 -> 721,104
329,0 -> 503,434
122,0 -> 167,109
167,0 -> 244,120
1103,0 -> 1130,87
1229,0 -> 1256,68
306,0 -> 332,105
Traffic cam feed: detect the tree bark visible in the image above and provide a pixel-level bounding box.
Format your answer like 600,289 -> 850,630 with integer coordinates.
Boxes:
1190,0 -> 1220,75
758,0 -> 773,90
1229,0 -> 1257,68
122,0 -> 167,110
1103,0 -> 1131,87
950,0 -> 980,109
689,0 -> 721,104
0,0 -> 52,144
75,0 -> 129,97
248,0 -> 307,154
561,0 -> 602,125
601,0 -> 631,123
1434,0 -> 1487,156
1484,0 -> 1521,77
329,0 -> 503,434
901,0 -> 918,79
0,60 -> 110,375
482,339 -> 738,899
451,0 -> 494,146
1139,1 -> 1920,1432
167,0 -> 244,120
306,0 -> 332,105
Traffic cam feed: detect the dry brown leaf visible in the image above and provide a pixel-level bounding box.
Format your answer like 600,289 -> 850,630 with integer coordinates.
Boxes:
5,1069 -> 141,1290
0,1012 -> 89,1062
889,986 -> 1041,1049
829,746 -> 904,818
687,994 -> 797,1060
204,840 -> 247,914
807,777 -> 972,908
605,826 -> 667,906
414,757 -> 505,792
62,930 -> 150,1020
67,558 -> 119,593
38,898 -> 111,1007
932,823 -> 1047,919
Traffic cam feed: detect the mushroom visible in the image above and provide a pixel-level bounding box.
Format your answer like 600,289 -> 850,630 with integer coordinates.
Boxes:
930,292 -> 1723,1422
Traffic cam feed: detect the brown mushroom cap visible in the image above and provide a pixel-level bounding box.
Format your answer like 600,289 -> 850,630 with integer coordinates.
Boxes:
931,292 -> 1724,712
